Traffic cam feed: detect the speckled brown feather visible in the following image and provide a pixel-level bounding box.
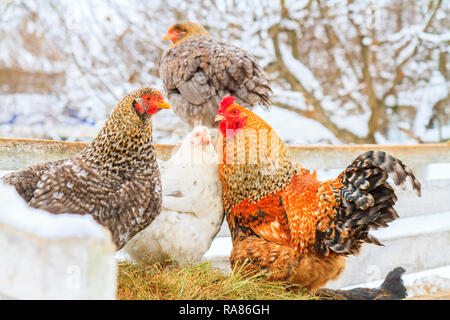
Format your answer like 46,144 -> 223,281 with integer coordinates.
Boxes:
159,21 -> 272,128
2,88 -> 164,250
218,105 -> 421,296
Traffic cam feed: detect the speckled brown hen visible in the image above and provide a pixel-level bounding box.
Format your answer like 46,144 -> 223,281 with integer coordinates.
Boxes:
215,97 -> 421,299
1,88 -> 170,250
159,21 -> 271,128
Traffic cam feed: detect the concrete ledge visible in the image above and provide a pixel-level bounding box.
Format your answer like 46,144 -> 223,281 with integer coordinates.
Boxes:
0,184 -> 117,299
0,138 -> 448,172
392,180 -> 450,218
0,137 -> 178,169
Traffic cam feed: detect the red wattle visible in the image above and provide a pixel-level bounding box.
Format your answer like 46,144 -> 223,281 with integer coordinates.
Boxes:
219,121 -> 227,137
146,106 -> 158,115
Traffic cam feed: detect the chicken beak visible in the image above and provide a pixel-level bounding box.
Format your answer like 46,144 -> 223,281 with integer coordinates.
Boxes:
162,32 -> 172,41
215,115 -> 225,122
156,101 -> 171,110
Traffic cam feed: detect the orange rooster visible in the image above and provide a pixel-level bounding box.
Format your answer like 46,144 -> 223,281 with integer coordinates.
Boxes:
215,96 -> 421,297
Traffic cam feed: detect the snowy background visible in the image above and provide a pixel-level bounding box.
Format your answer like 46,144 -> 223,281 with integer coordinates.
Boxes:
0,0 -> 448,145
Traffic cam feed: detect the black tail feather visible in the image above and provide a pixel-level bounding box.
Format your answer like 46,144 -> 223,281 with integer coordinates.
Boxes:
317,151 -> 421,256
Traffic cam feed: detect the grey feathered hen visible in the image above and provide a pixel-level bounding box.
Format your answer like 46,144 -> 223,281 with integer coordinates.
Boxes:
1,88 -> 171,250
159,21 -> 272,128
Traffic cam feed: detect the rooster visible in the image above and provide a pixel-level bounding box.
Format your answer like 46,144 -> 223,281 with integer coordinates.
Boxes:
1,88 -> 171,250
124,126 -> 224,264
159,21 -> 271,128
215,96 -> 421,299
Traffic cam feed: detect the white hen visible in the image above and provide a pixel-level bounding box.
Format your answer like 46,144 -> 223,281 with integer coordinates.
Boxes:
123,126 -> 223,265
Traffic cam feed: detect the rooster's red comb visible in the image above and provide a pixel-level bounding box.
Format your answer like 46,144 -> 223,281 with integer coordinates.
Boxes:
218,96 -> 236,114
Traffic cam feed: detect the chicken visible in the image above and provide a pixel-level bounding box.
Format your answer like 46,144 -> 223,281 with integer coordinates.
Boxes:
123,126 -> 224,264
215,96 -> 421,297
159,21 -> 272,128
1,88 -> 171,250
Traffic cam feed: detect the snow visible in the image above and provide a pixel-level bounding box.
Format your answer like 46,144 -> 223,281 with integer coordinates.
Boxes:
279,42 -> 322,95
0,183 -> 109,240
115,249 -> 131,262
419,31 -> 450,43
427,163 -> 450,181
0,171 -> 10,177
203,236 -> 232,260
371,211 -> 450,241
253,106 -> 340,145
